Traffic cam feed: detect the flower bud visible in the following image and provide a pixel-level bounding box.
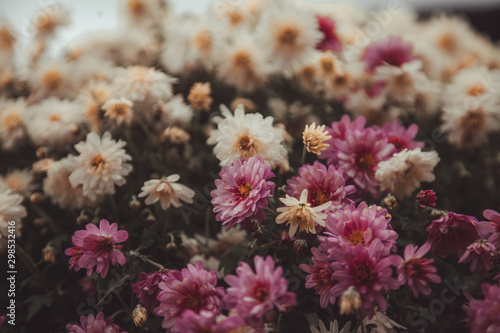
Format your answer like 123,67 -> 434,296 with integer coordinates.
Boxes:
133,305 -> 148,327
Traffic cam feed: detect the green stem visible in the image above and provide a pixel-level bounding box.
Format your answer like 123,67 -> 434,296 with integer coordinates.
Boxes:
301,145 -> 307,165
16,242 -> 39,275
31,204 -> 58,234
97,274 -> 132,306
128,251 -> 166,270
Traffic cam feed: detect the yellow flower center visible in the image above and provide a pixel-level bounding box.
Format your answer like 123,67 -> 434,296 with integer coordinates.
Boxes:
348,230 -> 365,245
237,183 -> 252,199
1,112 -> 22,130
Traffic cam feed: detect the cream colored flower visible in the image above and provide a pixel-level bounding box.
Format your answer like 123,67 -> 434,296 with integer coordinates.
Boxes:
1,169 -> 36,198
102,97 -> 134,125
276,189 -> 331,237
160,126 -> 190,144
375,148 -> 440,199
303,122 -> 332,155
187,82 -> 213,111
138,174 -> 195,210
340,286 -> 362,315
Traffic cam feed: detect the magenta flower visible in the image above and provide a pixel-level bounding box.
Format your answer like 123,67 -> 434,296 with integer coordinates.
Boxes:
480,209 -> 500,248
316,16 -> 342,52
466,283 -> 500,333
65,219 -> 128,278
329,241 -> 400,317
133,269 -> 169,313
66,312 -> 126,333
321,202 -> 398,256
362,36 -> 416,72
394,243 -> 441,298
426,212 -> 479,258
154,261 -> 225,332
224,255 -> 297,332
382,120 -> 424,153
416,190 -> 437,208
459,239 -> 496,272
175,310 -> 245,333
319,115 -> 366,166
286,161 -> 355,212
300,247 -> 337,308
211,156 -> 275,229
335,127 -> 394,197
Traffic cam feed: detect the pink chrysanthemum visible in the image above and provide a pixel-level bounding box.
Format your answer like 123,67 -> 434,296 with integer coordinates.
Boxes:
286,161 -> 355,212
394,243 -> 441,298
466,283 -> 500,333
319,115 -> 366,166
329,241 -> 400,317
224,255 -> 297,332
175,310 -> 244,333
66,312 -> 126,333
300,247 -> 337,308
133,269 -> 169,313
65,219 -> 128,278
211,156 -> 275,229
362,36 -> 416,72
416,190 -> 437,208
321,202 -> 398,256
480,209 -> 500,248
382,120 -> 424,153
316,16 -> 342,52
426,212 -> 479,258
335,127 -> 394,197
458,239 -> 496,273
155,261 -> 225,332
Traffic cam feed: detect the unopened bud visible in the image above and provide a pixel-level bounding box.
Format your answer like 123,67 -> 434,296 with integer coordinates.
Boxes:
293,239 -> 308,255
77,213 -> 90,226
133,305 -> 148,327
146,214 -> 156,224
43,244 -> 56,263
30,192 -> 44,204
340,286 -> 362,315
166,242 -> 177,252
382,194 -> 397,210
129,195 -> 141,212
429,209 -> 448,221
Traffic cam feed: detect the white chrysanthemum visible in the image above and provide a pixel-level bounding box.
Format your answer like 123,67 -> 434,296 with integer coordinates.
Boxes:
26,98 -> 86,149
1,169 -> 36,198
374,60 -> 430,105
157,95 -> 194,126
344,90 -> 399,125
43,156 -> 102,210
444,66 -> 499,105
441,97 -> 500,149
216,35 -> 269,92
207,104 -> 287,166
112,65 -> 176,103
257,5 -> 322,71
375,148 -> 440,199
0,182 -> 26,252
102,97 -> 134,125
0,98 -> 26,151
69,132 -> 132,201
138,174 -> 195,210
276,189 -> 331,237
79,79 -> 117,131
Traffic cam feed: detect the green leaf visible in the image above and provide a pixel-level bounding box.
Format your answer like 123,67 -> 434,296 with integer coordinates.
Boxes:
25,294 -> 53,321
137,222 -> 160,251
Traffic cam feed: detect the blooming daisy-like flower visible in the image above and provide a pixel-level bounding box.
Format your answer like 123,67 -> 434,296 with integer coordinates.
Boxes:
303,123 -> 332,155
329,241 -> 400,317
258,6 -> 322,70
0,184 -> 27,253
362,36 -> 416,73
300,247 -> 338,308
319,115 -> 366,166
440,98 -> 499,149
375,148 -> 440,199
224,255 -> 297,332
276,189 -> 332,237
207,104 -> 287,167
211,156 -> 275,229
133,269 -> 169,313
426,212 -> 480,258
102,97 -> 134,125
1,168 -> 36,198
138,174 -> 195,210
316,16 -> 342,52
286,161 -> 355,211
321,202 -> 398,256
66,312 -> 126,333
466,282 -> 500,333
69,132 -> 132,201
394,243 -> 441,298
0,97 -> 26,151
310,320 -> 351,333
458,239 -> 496,273
382,120 -> 424,153
157,94 -> 194,126
335,127 -> 394,197
66,219 -> 128,278
155,261 -> 225,332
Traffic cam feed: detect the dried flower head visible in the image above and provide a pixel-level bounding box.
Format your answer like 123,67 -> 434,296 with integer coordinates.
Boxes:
132,305 -> 148,327
339,286 -> 362,315
303,123 -> 332,155
187,82 -> 213,111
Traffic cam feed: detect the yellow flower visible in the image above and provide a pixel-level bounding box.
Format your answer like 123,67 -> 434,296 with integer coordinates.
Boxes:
302,122 -> 332,155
